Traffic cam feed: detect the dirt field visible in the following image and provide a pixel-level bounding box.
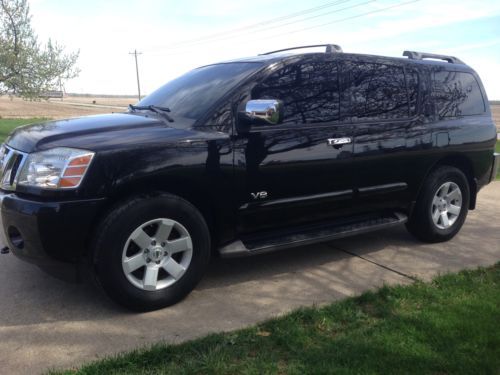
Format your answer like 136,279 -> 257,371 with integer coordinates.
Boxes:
0,95 -> 135,119
1,95 -> 499,131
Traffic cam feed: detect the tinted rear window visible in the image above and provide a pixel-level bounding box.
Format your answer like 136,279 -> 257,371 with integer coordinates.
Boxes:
432,71 -> 485,117
344,62 -> 417,121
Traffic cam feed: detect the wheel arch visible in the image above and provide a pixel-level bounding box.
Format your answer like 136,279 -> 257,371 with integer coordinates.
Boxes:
84,176 -> 221,258
417,153 -> 477,210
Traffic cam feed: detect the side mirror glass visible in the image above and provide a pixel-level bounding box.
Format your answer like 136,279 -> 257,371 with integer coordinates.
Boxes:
238,99 -> 283,131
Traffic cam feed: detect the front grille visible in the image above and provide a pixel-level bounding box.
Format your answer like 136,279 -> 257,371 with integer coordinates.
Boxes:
0,145 -> 27,191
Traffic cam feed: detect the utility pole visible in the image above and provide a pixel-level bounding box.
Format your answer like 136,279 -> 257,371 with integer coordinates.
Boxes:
129,49 -> 142,101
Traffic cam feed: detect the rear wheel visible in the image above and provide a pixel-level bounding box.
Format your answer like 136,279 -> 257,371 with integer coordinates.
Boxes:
92,193 -> 211,311
406,166 -> 469,243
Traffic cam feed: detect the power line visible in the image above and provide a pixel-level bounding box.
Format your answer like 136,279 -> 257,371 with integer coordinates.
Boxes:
244,0 -> 373,36
270,0 -> 420,38
154,0 -> 374,52
149,0 -> 420,57
144,0 -> 355,51
129,49 -> 142,101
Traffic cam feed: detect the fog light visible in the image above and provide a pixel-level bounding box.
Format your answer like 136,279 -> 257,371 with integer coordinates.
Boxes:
7,226 -> 24,250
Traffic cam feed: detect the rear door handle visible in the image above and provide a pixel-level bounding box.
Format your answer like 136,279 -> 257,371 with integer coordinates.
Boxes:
327,137 -> 352,148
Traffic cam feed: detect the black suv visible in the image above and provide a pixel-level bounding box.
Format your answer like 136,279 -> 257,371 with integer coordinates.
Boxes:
1,45 -> 498,310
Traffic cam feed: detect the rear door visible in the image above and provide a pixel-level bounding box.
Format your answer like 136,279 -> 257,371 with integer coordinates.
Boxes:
233,56 -> 356,234
341,59 -> 420,212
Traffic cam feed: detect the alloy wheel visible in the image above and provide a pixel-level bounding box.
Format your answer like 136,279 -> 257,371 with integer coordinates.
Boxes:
121,218 -> 193,291
431,182 -> 462,230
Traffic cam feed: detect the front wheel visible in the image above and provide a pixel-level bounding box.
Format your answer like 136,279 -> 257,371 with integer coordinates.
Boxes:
406,166 -> 470,243
92,193 -> 211,311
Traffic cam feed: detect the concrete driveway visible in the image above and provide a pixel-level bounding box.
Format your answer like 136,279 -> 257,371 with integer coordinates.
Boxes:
1,182 -> 499,374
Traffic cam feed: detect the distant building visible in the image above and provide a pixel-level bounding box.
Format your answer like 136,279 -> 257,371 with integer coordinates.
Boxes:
39,90 -> 64,99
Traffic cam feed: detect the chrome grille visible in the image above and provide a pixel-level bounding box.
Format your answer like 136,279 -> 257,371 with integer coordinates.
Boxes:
0,145 -> 27,191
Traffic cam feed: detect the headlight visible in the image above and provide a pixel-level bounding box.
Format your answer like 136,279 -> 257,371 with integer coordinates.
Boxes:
0,145 -> 7,170
0,144 -> 6,159
18,148 -> 95,189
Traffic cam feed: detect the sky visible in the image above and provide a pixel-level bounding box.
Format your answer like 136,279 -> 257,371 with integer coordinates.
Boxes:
29,0 -> 500,99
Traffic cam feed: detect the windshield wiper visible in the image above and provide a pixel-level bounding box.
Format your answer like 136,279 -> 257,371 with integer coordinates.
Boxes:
128,104 -> 174,123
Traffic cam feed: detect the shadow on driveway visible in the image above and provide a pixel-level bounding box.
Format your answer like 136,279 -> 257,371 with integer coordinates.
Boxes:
0,183 -> 498,374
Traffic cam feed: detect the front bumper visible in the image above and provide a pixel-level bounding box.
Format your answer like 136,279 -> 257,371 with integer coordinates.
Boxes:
0,191 -> 105,281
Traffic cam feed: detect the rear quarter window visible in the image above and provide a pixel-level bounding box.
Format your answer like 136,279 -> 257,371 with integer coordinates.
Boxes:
432,71 -> 485,117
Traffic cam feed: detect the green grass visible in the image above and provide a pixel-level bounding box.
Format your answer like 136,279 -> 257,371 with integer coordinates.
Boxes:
53,264 -> 500,375
0,118 -> 48,143
2,120 -> 497,374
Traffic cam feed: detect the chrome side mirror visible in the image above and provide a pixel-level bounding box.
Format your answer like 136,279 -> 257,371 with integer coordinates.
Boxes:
238,99 -> 284,130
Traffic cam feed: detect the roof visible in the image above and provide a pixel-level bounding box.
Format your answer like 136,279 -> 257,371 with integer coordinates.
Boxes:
208,45 -> 470,71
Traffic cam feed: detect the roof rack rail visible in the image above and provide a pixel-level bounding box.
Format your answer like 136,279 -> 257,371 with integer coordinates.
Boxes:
403,50 -> 464,65
260,44 -> 343,56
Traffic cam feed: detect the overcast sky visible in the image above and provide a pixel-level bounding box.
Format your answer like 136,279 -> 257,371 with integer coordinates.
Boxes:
30,0 -> 500,99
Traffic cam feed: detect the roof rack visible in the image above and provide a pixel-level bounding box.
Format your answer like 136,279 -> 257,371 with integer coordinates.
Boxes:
260,44 -> 343,56
403,50 -> 464,65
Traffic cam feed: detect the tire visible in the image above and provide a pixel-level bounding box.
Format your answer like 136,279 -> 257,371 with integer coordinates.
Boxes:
406,166 -> 470,243
92,193 -> 211,311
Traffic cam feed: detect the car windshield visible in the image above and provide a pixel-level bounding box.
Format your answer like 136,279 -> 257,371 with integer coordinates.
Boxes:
136,62 -> 263,123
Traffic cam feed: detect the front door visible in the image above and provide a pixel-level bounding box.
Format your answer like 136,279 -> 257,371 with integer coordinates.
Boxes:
233,57 -> 355,234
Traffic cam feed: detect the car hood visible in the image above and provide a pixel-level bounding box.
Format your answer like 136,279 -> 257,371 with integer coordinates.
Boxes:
5,113 -> 198,153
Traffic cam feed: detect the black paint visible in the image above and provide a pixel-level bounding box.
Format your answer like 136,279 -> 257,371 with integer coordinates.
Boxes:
1,51 -> 497,280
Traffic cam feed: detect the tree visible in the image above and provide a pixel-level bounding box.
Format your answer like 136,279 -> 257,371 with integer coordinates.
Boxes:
0,0 -> 79,99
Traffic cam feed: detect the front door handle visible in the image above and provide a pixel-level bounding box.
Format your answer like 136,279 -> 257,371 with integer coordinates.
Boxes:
327,137 -> 352,148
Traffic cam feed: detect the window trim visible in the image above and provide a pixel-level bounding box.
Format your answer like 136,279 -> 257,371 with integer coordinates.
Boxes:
403,66 -> 421,118
248,120 -> 350,133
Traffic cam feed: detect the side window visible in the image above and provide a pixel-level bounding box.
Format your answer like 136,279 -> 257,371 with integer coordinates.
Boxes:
252,61 -> 339,124
345,62 -> 413,121
432,71 -> 485,117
